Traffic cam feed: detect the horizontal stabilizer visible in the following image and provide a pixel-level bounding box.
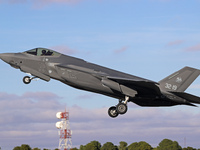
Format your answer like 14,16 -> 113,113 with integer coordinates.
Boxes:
171,92 -> 200,104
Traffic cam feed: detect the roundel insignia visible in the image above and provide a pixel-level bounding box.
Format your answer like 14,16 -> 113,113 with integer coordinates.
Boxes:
176,77 -> 182,83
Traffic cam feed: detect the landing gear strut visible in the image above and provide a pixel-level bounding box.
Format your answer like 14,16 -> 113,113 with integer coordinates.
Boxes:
108,96 -> 129,118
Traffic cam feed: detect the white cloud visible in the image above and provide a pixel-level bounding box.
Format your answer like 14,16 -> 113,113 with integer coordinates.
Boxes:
114,46 -> 129,54
185,44 -> 200,52
166,40 -> 185,46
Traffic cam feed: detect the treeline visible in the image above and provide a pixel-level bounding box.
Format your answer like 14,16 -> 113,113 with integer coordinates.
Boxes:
12,139 -> 200,150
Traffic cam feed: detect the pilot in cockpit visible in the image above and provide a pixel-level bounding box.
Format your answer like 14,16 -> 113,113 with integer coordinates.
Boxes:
41,50 -> 47,56
41,50 -> 53,56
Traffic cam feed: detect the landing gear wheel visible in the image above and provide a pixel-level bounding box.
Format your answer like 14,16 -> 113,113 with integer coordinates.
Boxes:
108,106 -> 119,118
116,103 -> 128,114
23,76 -> 31,84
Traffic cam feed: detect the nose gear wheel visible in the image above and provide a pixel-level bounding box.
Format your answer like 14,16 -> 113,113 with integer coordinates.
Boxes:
23,76 -> 31,84
23,76 -> 39,84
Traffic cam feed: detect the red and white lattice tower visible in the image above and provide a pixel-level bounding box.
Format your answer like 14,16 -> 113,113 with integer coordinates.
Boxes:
56,110 -> 72,150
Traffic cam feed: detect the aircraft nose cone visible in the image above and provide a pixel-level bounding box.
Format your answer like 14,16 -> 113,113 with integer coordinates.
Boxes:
0,53 -> 14,64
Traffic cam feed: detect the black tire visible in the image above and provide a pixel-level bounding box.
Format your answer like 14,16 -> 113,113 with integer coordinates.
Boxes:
23,76 -> 31,84
116,103 -> 127,114
108,106 -> 118,118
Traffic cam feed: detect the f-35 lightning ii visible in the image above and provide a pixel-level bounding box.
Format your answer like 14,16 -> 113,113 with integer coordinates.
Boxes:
1,48 -> 200,118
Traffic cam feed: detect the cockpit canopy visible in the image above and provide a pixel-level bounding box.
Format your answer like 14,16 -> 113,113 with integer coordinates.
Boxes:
24,48 -> 61,57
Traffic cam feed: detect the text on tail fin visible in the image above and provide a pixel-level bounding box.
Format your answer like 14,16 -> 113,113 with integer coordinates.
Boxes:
158,67 -> 200,92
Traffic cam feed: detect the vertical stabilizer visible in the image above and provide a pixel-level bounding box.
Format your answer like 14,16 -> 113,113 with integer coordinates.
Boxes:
159,67 -> 200,92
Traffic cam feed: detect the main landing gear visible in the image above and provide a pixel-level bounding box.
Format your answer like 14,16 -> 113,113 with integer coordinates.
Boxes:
23,76 -> 38,84
108,96 -> 129,118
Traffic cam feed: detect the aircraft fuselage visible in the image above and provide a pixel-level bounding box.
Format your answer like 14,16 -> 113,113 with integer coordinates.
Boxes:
1,48 -> 200,118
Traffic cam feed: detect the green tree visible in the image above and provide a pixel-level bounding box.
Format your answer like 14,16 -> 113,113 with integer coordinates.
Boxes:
157,139 -> 182,150
13,144 -> 31,150
138,141 -> 152,150
32,148 -> 41,150
21,144 -> 31,150
128,142 -> 137,150
72,148 -> 79,150
183,147 -> 197,150
101,142 -> 118,150
85,141 -> 101,150
80,145 -> 86,150
118,141 -> 128,150
128,141 -> 152,150
13,146 -> 21,150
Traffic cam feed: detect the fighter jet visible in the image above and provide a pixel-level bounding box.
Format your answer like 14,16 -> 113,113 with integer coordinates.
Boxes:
1,48 -> 200,118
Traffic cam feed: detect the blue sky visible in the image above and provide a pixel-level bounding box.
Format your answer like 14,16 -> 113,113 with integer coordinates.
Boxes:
0,0 -> 200,149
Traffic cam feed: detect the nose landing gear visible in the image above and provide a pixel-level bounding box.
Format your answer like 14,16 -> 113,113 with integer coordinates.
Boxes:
23,76 -> 39,84
23,76 -> 31,84
108,96 -> 129,118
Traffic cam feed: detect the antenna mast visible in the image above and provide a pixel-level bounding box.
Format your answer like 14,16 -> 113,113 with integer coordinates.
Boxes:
56,110 -> 72,150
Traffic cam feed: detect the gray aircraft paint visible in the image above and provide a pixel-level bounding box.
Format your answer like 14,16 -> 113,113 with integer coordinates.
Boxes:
0,48 -> 200,118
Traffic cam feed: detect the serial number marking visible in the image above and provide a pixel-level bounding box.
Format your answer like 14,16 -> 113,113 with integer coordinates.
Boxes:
165,83 -> 177,91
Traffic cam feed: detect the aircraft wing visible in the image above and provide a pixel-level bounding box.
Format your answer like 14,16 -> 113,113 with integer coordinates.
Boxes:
56,64 -> 108,77
56,64 -> 161,96
107,76 -> 161,95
